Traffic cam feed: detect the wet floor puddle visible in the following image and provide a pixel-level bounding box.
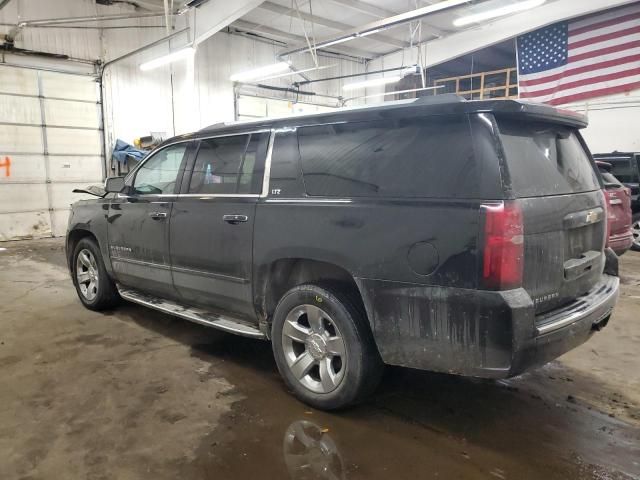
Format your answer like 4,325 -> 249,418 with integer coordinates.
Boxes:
182,334 -> 639,480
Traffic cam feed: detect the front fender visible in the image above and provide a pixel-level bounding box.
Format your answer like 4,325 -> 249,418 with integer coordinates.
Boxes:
66,199 -> 112,275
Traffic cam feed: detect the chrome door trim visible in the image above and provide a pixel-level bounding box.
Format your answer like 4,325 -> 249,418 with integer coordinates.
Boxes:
171,264 -> 248,283
111,256 -> 171,270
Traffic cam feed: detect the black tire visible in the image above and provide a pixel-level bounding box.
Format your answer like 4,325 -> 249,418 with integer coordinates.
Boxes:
271,283 -> 382,410
72,237 -> 120,311
631,213 -> 640,252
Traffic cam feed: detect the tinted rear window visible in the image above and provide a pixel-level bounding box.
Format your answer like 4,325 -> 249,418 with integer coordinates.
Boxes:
298,115 -> 499,199
498,120 -> 600,197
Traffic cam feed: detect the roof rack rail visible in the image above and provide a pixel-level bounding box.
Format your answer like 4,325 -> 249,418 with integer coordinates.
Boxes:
412,93 -> 467,105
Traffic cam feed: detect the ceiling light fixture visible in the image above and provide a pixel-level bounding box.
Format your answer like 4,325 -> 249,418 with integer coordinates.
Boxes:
230,62 -> 291,82
139,46 -> 194,71
343,76 -> 402,91
453,0 -> 546,27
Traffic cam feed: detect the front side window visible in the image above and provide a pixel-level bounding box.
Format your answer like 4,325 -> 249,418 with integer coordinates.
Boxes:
133,143 -> 188,195
188,133 -> 267,195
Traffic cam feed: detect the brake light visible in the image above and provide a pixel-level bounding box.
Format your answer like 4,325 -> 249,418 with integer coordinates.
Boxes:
481,201 -> 524,290
601,189 -> 611,247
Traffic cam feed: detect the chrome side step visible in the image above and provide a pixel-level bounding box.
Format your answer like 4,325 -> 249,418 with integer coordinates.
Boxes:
117,285 -> 266,339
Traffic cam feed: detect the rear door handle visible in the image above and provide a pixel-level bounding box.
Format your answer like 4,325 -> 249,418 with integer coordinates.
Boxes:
149,212 -> 168,220
223,214 -> 248,224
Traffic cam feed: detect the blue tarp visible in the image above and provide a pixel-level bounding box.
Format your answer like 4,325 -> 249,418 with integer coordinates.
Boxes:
111,139 -> 148,164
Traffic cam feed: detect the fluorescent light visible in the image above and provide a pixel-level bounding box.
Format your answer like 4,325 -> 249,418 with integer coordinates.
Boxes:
230,62 -> 291,82
343,76 -> 401,91
356,28 -> 383,37
453,0 -> 546,27
318,35 -> 357,49
140,47 -> 195,71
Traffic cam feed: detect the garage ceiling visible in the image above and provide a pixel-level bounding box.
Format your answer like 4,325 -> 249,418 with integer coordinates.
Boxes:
98,0 -> 561,60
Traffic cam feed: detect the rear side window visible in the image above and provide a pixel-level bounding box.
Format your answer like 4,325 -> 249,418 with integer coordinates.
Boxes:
188,133 -> 267,195
298,116 -> 492,198
497,120 -> 600,197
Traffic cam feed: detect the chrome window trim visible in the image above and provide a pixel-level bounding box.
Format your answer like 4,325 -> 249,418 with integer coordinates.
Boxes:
261,130 -> 276,198
117,193 -> 261,199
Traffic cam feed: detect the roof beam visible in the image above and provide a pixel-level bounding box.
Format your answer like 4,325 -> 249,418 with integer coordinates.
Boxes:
258,1 -> 409,49
230,19 -> 376,58
326,0 -> 452,37
278,0 -> 472,58
191,0 -> 265,46
325,0 -> 396,18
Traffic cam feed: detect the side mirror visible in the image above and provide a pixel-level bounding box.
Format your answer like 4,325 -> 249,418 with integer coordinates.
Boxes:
105,176 -> 126,193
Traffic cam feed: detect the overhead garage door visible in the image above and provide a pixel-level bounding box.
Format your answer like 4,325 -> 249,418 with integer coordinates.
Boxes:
0,65 -> 103,241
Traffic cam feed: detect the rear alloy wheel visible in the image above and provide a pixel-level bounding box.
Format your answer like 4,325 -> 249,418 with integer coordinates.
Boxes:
272,283 -> 382,410
281,304 -> 347,394
632,214 -> 640,252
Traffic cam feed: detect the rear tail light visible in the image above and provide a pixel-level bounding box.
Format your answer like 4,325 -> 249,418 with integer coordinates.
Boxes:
601,189 -> 611,247
481,201 -> 524,290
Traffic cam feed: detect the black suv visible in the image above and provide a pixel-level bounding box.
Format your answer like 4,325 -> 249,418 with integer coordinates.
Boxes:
593,151 -> 640,250
67,96 -> 620,410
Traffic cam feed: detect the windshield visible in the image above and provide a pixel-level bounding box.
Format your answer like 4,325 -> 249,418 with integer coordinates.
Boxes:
497,120 -> 600,197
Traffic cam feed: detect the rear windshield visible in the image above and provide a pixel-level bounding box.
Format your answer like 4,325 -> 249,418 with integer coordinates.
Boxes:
497,120 -> 600,197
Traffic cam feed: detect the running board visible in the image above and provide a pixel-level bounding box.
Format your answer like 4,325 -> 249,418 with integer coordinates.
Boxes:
117,285 -> 266,339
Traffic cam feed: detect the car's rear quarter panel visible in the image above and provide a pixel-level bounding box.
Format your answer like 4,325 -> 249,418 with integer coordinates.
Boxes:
252,198 -> 522,374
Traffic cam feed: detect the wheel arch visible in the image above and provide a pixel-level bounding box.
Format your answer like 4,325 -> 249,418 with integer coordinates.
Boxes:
255,257 -> 375,333
66,229 -> 98,270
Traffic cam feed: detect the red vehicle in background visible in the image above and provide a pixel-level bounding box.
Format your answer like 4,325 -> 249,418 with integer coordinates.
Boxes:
597,161 -> 633,255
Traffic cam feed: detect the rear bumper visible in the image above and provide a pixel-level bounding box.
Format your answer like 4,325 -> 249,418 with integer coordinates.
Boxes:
510,274 -> 618,375
357,274 -> 619,378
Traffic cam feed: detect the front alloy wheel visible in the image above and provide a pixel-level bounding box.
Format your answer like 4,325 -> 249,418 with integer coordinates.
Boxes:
76,248 -> 99,301
281,304 -> 347,394
71,236 -> 119,310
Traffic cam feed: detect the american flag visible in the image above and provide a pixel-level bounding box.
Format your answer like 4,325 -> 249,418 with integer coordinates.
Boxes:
517,3 -> 640,105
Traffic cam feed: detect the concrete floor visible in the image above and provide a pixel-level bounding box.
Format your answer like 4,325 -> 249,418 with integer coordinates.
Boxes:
0,238 -> 639,480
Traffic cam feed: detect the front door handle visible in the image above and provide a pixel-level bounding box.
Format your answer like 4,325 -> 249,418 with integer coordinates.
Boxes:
149,211 -> 168,220
223,214 -> 248,225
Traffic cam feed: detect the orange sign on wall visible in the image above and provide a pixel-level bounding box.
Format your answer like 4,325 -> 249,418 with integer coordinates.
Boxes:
0,156 -> 10,177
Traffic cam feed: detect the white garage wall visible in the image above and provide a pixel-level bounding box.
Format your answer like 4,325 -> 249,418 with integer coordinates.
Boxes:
104,31 -> 364,149
565,92 -> 640,154
2,0 -> 365,168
